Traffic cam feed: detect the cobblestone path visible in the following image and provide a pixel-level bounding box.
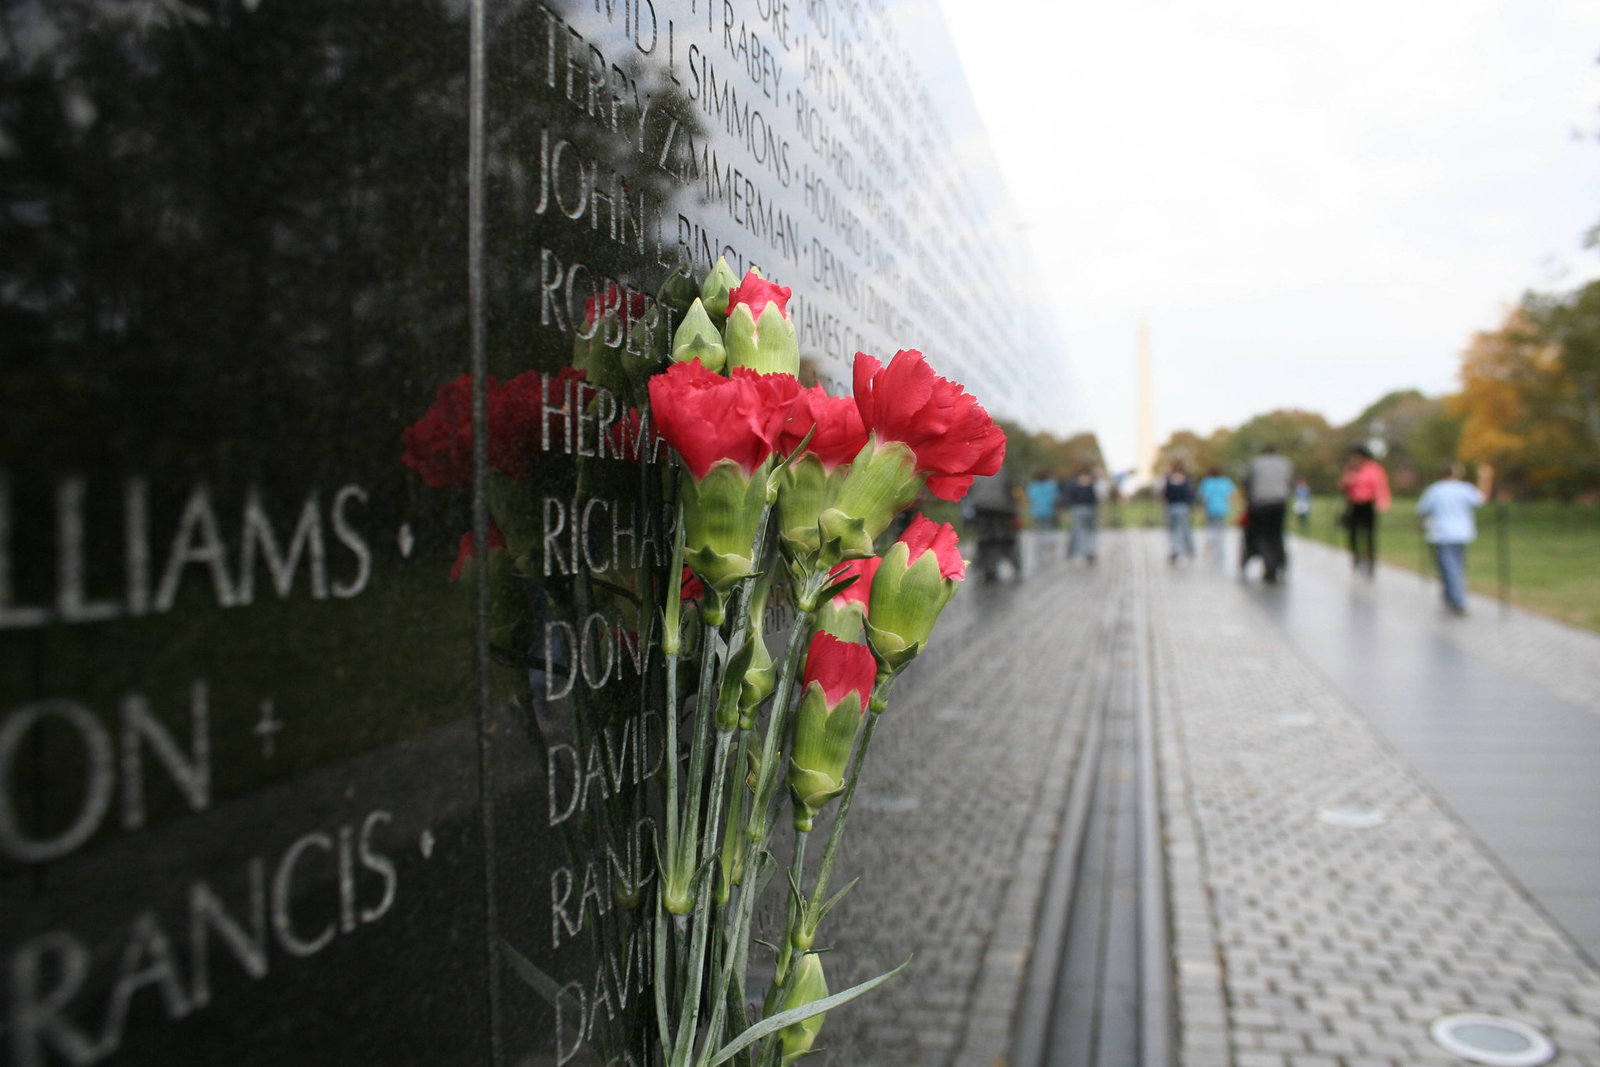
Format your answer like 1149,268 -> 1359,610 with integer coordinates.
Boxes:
812,536 -> 1116,1066
1147,531 -> 1600,1067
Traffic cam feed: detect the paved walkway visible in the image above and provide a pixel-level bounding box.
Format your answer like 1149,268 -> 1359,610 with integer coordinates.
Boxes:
1154,528 -> 1600,1067
791,526 -> 1600,1065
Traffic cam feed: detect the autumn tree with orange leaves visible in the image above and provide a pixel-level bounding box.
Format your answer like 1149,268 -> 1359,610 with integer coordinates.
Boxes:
1452,282 -> 1600,497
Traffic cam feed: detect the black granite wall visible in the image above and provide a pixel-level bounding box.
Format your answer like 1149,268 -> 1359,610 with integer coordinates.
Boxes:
0,2 -> 1054,1063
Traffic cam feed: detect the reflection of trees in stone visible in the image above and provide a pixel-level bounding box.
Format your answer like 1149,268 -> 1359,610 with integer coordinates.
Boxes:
482,0 -> 705,388
0,0 -> 471,489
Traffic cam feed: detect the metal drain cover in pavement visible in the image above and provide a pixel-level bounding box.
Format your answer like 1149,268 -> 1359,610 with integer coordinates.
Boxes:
1430,1013 -> 1556,1066
1316,804 -> 1387,828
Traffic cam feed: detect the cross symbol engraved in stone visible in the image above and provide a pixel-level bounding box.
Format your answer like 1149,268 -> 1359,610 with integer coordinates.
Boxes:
254,699 -> 285,757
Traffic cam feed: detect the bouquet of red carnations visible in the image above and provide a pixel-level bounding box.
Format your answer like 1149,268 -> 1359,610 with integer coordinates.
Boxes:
648,259 -> 1005,1067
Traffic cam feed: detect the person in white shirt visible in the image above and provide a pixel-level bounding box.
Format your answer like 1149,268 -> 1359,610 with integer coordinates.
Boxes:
1415,463 -> 1495,615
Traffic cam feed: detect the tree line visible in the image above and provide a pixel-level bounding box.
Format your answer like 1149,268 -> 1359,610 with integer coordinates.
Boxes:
1141,279 -> 1600,501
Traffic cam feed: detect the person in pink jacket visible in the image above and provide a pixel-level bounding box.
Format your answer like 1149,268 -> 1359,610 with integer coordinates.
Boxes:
1338,445 -> 1392,578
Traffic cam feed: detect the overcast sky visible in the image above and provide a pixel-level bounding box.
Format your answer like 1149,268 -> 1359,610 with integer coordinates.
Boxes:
939,0 -> 1600,474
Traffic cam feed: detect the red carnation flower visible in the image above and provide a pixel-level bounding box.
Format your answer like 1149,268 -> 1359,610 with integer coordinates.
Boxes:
779,384 -> 869,472
449,522 -> 508,582
734,368 -> 803,420
725,271 -> 792,321
801,631 -> 877,709
827,556 -> 882,609
648,359 -> 784,479
897,514 -> 966,581
852,350 -> 1007,500
402,373 -> 476,489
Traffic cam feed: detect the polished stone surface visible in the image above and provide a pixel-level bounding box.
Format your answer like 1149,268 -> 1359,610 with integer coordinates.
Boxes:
0,1 -> 1055,1062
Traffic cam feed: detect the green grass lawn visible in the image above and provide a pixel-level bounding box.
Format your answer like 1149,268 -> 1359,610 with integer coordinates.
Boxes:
1298,496 -> 1600,633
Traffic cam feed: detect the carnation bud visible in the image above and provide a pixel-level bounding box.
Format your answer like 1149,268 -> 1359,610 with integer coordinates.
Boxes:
700,257 -> 740,327
739,632 -> 776,728
865,517 -> 965,676
671,298 -> 727,373
788,633 -> 873,830
725,299 -> 800,376
780,954 -> 829,1065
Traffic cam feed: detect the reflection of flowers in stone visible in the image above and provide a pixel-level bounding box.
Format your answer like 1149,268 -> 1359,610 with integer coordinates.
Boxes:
449,522 -> 508,582
585,283 -> 649,333
852,348 -> 1007,500
865,515 -> 965,673
488,368 -> 587,483
402,369 -> 594,490
401,373 -> 474,489
788,632 -> 874,829
724,269 -> 799,376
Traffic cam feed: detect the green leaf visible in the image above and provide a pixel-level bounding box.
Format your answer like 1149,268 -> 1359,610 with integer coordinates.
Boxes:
705,956 -> 912,1066
814,877 -> 860,925
769,425 -> 818,481
813,573 -> 859,604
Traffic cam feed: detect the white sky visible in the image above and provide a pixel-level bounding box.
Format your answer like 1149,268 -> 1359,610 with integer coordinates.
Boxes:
939,0 -> 1600,474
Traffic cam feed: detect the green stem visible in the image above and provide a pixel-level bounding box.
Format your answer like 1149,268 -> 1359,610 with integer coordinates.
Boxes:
663,503 -> 687,863
679,620 -> 721,865
763,827 -> 810,1018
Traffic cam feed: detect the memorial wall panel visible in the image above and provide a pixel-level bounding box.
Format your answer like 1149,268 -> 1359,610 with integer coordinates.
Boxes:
0,1 -> 1060,1063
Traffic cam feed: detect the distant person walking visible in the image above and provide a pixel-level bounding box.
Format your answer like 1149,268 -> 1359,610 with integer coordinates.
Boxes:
1416,463 -> 1494,616
1163,462 -> 1196,564
1197,466 -> 1236,559
1066,467 -> 1100,564
1339,446 -> 1392,578
1292,478 -> 1312,531
1244,444 -> 1293,583
966,472 -> 1022,581
1026,469 -> 1062,563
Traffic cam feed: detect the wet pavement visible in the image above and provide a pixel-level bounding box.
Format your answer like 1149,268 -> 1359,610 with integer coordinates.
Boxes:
810,526 -> 1600,1066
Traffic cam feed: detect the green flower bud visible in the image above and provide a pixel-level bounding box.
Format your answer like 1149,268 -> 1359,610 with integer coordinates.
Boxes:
788,633 -> 873,830
671,298 -> 727,372
781,953 -> 829,1065
739,633 -> 776,726
864,517 -> 964,675
724,301 -> 800,376
700,256 -> 740,326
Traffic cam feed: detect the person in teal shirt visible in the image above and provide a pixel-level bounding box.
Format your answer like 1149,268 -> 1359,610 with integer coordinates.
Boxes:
1025,470 -> 1061,562
1196,467 -> 1236,560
